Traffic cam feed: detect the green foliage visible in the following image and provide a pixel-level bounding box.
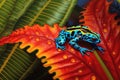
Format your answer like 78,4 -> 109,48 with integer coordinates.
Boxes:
117,0 -> 120,3
0,0 -> 34,38
0,0 -> 77,80
0,0 -> 16,37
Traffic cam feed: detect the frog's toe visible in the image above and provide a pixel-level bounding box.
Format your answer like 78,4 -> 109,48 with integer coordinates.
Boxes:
81,51 -> 85,56
87,49 -> 93,52
60,46 -> 66,50
97,46 -> 104,53
83,51 -> 90,56
84,48 -> 92,52
57,45 -> 65,50
80,50 -> 86,56
80,48 -> 91,56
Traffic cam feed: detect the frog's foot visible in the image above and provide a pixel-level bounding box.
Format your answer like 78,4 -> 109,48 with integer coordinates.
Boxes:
79,48 -> 92,56
56,44 -> 66,50
97,46 -> 104,53
91,44 -> 104,53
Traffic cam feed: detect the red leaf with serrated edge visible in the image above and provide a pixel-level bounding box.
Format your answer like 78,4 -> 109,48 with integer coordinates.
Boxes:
80,0 -> 120,80
0,24 -> 113,80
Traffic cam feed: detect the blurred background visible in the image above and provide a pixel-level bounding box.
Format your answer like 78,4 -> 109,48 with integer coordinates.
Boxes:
66,0 -> 120,26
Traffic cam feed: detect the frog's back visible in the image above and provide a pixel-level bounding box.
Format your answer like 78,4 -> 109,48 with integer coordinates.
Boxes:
65,25 -> 82,39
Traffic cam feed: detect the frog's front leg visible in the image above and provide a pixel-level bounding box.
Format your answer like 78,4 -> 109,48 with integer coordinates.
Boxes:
91,43 -> 104,53
69,37 -> 92,55
55,30 -> 66,50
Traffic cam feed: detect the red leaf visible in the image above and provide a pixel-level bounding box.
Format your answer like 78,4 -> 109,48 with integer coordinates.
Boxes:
80,0 -> 120,79
0,24 -> 111,80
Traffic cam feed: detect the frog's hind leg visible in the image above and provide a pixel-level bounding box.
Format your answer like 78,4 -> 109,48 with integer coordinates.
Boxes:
55,30 -> 66,50
69,37 -> 92,55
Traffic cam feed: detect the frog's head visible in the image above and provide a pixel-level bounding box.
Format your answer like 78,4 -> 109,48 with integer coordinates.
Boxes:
82,33 -> 100,44
80,26 -> 101,44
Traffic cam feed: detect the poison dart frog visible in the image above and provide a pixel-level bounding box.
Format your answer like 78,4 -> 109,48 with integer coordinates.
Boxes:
55,25 -> 104,55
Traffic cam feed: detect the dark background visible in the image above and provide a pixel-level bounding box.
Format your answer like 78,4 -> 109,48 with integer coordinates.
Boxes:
66,0 -> 120,26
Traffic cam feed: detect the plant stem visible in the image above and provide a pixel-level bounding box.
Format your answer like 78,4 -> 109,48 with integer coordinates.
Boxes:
93,51 -> 113,80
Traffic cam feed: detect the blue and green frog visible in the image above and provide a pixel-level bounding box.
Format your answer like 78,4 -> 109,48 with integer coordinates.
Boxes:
55,25 -> 104,55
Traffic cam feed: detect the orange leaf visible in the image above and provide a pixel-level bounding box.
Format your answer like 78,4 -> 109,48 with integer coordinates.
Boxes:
0,24 -> 110,80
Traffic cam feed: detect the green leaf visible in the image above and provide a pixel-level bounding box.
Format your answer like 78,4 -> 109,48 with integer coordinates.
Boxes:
0,0 -> 77,80
0,0 -> 16,35
117,0 -> 120,3
15,0 -> 77,28
0,0 -> 34,38
0,44 -> 36,79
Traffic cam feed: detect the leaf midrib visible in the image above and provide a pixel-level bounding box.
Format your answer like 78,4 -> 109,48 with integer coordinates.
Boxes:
0,0 -> 6,8
0,44 -> 19,73
29,0 -> 51,26
19,59 -> 38,80
16,0 -> 34,20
